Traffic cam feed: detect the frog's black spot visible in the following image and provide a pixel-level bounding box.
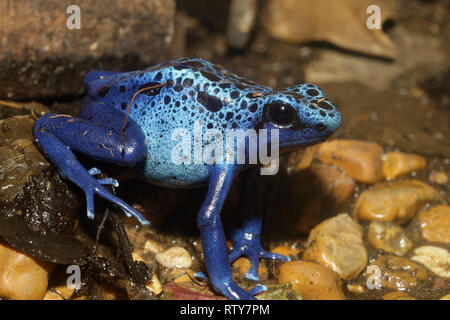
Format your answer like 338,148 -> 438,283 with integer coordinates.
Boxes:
207,123 -> 213,129
121,102 -> 127,110
203,83 -> 210,90
138,72 -> 145,78
199,108 -> 204,113
329,113 -> 335,118
191,112 -> 195,117
307,84 -> 315,87
222,123 -> 227,128
317,100 -> 333,110
166,79 -> 174,88
164,95 -> 171,104
174,64 -> 188,71
246,92 -> 260,99
119,85 -> 126,92
183,78 -> 194,87
119,75 -> 127,80
214,88 -> 220,94
319,110 -> 326,117
139,82 -> 163,96
151,101 -> 156,107
219,112 -> 224,119
241,100 -> 247,109
247,117 -> 252,121
155,72 -> 162,81
209,114 -> 214,120
230,91 -> 240,99
308,104 -> 318,110
181,61 -> 204,68
183,106 -> 187,111
315,123 -> 325,131
306,89 -> 319,96
232,122 -> 238,128
142,111 -> 146,116
182,94 -> 187,101
236,114 -> 242,120
219,83 -> 231,89
174,82 -> 183,92
201,71 -> 221,82
225,112 -> 233,121
98,86 -> 110,97
235,83 -> 250,91
189,90 -> 195,97
175,101 -> 180,107
197,91 -> 223,112
249,103 -> 258,113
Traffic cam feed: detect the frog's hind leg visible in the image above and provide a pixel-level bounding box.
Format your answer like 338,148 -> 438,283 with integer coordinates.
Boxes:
228,169 -> 290,281
33,113 -> 149,225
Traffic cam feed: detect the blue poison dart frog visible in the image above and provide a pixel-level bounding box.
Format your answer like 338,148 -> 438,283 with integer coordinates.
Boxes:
33,57 -> 341,300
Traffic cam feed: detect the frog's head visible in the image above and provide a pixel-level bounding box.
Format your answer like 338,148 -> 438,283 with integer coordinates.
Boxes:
259,84 -> 341,150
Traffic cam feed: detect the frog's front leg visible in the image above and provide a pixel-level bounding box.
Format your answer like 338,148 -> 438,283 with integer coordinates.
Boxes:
228,170 -> 290,281
33,113 -> 149,225
197,164 -> 266,300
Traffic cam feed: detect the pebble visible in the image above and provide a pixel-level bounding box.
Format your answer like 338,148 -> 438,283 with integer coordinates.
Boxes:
354,180 -> 440,223
271,245 -> 301,258
232,257 -> 268,280
317,139 -> 384,184
367,221 -> 412,256
146,274 -> 162,296
303,213 -> 367,280
418,205 -> 450,244
155,247 -> 192,269
368,255 -> 428,291
346,283 -> 365,293
278,261 -> 346,300
382,291 -> 416,300
429,171 -> 449,185
169,268 -> 197,284
411,246 -> 449,278
382,151 -> 426,180
43,290 -> 64,300
143,239 -> 164,254
441,294 -> 450,300
0,241 -> 53,300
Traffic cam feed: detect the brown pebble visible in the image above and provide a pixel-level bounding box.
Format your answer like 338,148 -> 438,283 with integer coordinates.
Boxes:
418,205 -> 450,244
382,291 -> 416,300
354,180 -> 440,223
382,151 -> 426,180
317,139 -> 383,184
279,261 -> 346,300
429,171 -> 448,185
367,221 -> 412,256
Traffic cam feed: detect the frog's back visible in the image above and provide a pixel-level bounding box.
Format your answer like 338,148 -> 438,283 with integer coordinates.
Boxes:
82,58 -> 271,187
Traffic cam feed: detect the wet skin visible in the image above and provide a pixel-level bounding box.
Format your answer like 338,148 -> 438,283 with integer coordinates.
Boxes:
33,57 -> 341,300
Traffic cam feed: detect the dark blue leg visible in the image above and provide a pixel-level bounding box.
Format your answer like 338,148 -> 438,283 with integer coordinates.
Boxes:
228,170 -> 290,281
33,113 -> 149,225
197,165 -> 266,300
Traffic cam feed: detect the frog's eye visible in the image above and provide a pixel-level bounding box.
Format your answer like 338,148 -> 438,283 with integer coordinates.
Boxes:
265,102 -> 297,128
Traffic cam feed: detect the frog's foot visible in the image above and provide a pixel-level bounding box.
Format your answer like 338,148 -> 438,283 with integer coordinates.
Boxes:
229,229 -> 290,281
75,167 -> 149,225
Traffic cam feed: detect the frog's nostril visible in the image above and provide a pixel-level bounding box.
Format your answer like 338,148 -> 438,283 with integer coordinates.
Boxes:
314,122 -> 326,131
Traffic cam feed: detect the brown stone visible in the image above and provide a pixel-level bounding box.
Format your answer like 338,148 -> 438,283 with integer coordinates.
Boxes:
0,241 -> 54,300
231,257 -> 268,280
368,255 -> 428,291
0,0 -> 175,100
367,221 -> 412,256
382,291 -> 416,300
354,180 -> 440,223
278,261 -> 346,300
429,171 -> 449,185
317,139 -> 383,184
303,213 -> 367,280
382,151 -> 426,180
411,246 -> 449,278
418,205 -> 450,244
271,246 -> 301,258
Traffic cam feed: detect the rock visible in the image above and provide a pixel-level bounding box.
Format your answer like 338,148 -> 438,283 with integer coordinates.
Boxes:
354,180 -> 440,223
367,221 -> 412,256
43,290 -> 64,300
226,0 -> 258,49
382,151 -> 426,180
232,257 -> 268,280
146,274 -> 162,296
317,139 -> 383,184
271,246 -> 301,258
346,283 -> 365,293
155,247 -> 192,269
280,163 -> 355,234
0,241 -> 54,300
278,261 -> 346,300
368,255 -> 428,291
418,205 -> 450,244
285,145 -> 318,173
411,246 -> 449,278
262,0 -> 397,59
303,213 -> 367,280
441,294 -> 450,300
143,240 -> 164,254
382,291 -> 416,300
0,0 -> 175,100
429,171 -> 449,185
168,268 -> 197,284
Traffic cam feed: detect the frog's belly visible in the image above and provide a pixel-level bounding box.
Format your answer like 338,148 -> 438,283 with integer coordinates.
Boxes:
134,145 -> 211,188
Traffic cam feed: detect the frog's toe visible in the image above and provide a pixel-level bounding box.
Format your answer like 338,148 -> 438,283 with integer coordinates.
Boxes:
97,178 -> 119,187
247,284 -> 267,296
88,167 -> 101,176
